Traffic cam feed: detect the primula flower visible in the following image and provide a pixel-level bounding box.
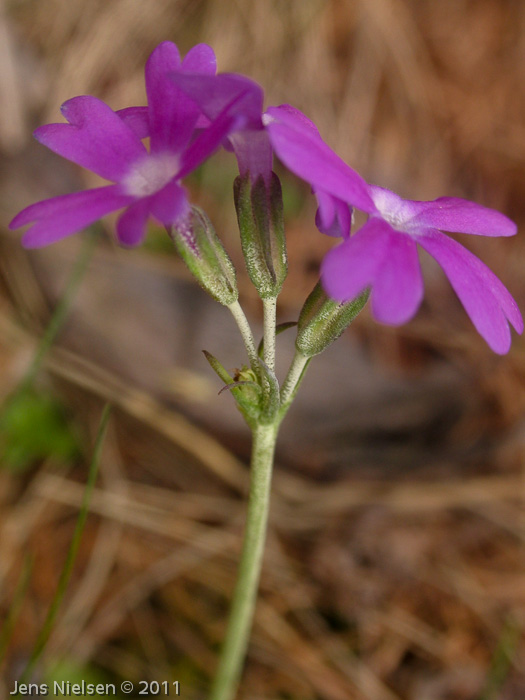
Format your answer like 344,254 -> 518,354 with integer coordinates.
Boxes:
263,106 -> 523,355
9,42 -> 243,248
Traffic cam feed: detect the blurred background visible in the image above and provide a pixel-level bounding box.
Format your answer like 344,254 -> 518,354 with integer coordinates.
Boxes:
1,0 -> 525,698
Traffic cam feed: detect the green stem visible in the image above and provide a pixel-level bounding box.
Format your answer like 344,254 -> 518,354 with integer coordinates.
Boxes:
262,297 -> 277,373
19,230 -> 98,393
0,555 -> 33,667
210,422 -> 278,700
18,404 -> 111,684
280,349 -> 310,409
228,300 -> 259,374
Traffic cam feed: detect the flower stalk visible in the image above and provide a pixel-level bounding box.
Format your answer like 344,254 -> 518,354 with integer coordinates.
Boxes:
262,296 -> 277,374
279,349 -> 310,409
227,300 -> 260,375
210,422 -> 278,700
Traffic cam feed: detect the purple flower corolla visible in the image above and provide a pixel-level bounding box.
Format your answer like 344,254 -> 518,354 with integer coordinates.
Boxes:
10,42 -> 243,248
264,105 -> 522,353
169,71 -> 272,183
169,73 -> 354,238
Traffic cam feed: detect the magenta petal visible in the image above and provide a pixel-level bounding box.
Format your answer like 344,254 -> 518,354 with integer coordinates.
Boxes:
314,189 -> 352,238
196,114 -> 212,129
149,179 -> 188,225
170,73 -> 264,128
265,106 -> 375,214
321,218 -> 389,302
229,130 -> 273,183
418,229 -> 522,353
178,100 -> 246,179
35,96 -> 146,182
15,185 -> 133,248
181,43 -> 217,74
116,198 -> 151,246
410,197 -> 517,236
116,106 -> 150,139
371,230 -> 424,324
10,185 -> 131,228
266,103 -> 319,134
146,41 -> 198,154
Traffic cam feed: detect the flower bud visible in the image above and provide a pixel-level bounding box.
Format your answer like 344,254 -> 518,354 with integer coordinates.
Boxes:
296,282 -> 369,357
233,172 -> 287,299
170,207 -> 238,306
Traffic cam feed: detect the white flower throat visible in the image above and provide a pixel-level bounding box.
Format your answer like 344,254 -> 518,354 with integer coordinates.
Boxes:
370,186 -> 415,232
122,153 -> 180,197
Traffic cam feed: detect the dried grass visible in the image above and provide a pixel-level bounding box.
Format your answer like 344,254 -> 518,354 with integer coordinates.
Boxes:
1,1 -> 525,698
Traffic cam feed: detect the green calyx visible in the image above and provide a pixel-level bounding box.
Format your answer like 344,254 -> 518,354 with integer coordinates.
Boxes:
170,207 -> 238,306
296,282 -> 370,357
233,172 -> 287,299
203,351 -> 281,427
203,351 -> 262,427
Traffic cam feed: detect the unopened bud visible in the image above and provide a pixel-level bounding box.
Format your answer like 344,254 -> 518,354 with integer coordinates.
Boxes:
296,282 -> 369,357
233,172 -> 287,299
170,207 -> 238,306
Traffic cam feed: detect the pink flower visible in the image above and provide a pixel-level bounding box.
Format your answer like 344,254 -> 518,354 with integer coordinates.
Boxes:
264,106 -> 523,355
10,42 -> 243,247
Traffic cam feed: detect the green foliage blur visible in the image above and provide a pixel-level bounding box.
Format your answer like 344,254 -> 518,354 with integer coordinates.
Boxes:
0,389 -> 79,473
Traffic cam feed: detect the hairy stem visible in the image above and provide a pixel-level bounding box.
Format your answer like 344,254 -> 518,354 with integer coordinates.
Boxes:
280,349 -> 310,409
228,300 -> 259,374
262,297 -> 277,374
209,422 -> 278,700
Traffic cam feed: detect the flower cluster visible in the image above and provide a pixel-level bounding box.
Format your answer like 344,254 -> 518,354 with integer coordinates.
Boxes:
10,41 -> 522,353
